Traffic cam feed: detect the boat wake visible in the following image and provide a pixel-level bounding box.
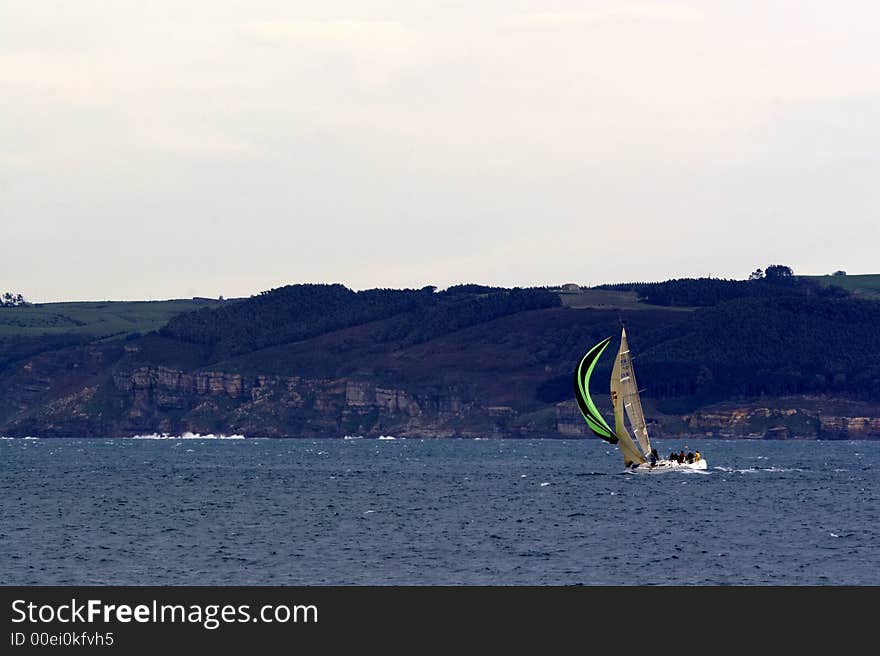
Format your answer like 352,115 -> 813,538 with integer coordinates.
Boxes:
624,466 -> 710,475
713,466 -> 805,474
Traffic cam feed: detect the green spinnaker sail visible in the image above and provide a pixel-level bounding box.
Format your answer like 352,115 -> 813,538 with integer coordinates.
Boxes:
573,337 -> 617,443
575,334 -> 647,467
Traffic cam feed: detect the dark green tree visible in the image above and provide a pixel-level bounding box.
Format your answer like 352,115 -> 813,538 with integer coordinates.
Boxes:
764,264 -> 794,279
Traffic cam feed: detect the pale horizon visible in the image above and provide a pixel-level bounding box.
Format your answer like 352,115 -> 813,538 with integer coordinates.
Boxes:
3,1 -> 878,303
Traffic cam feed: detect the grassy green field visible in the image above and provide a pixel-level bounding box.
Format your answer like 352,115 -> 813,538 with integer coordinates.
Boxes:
0,299 -> 224,340
804,274 -> 880,299
557,288 -> 693,311
561,276 -> 880,308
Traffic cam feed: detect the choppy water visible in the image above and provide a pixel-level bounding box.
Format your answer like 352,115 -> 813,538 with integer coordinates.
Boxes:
1,437 -> 878,585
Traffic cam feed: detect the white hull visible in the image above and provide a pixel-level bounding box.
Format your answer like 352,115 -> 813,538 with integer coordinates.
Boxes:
627,458 -> 708,473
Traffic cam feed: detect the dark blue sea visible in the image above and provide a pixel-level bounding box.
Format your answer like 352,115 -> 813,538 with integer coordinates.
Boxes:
2,437 -> 878,585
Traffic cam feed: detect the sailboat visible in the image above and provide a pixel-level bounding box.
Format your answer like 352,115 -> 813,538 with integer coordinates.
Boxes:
574,327 -> 707,472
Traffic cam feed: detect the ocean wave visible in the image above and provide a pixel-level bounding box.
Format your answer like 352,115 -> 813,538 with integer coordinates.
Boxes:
131,432 -> 245,440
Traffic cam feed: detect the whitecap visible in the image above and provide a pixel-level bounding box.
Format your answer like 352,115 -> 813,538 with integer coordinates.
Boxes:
132,432 -> 245,440
714,466 -> 759,474
181,432 -> 244,439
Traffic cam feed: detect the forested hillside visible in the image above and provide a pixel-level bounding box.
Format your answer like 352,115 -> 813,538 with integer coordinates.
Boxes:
159,284 -> 562,359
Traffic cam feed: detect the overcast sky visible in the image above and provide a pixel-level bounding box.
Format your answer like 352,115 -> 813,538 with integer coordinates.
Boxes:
2,1 -> 878,301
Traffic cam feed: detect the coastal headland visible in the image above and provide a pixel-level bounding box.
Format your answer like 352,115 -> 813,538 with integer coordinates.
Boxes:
2,272 -> 879,439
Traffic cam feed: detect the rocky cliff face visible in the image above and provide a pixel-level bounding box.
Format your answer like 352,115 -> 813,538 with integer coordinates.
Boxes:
679,407 -> 819,439
109,366 -> 321,436
3,361 -> 520,438
104,366 -> 529,438
678,405 -> 880,439
819,416 -> 880,439
3,350 -> 879,439
556,400 -> 880,440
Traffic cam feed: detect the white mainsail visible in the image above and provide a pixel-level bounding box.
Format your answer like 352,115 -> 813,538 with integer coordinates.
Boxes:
613,327 -> 652,457
610,333 -> 647,466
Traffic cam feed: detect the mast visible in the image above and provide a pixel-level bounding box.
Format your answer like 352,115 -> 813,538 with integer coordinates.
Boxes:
614,327 -> 652,457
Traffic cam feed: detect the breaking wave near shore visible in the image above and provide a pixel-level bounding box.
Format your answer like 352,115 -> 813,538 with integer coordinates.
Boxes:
131,432 -> 246,440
